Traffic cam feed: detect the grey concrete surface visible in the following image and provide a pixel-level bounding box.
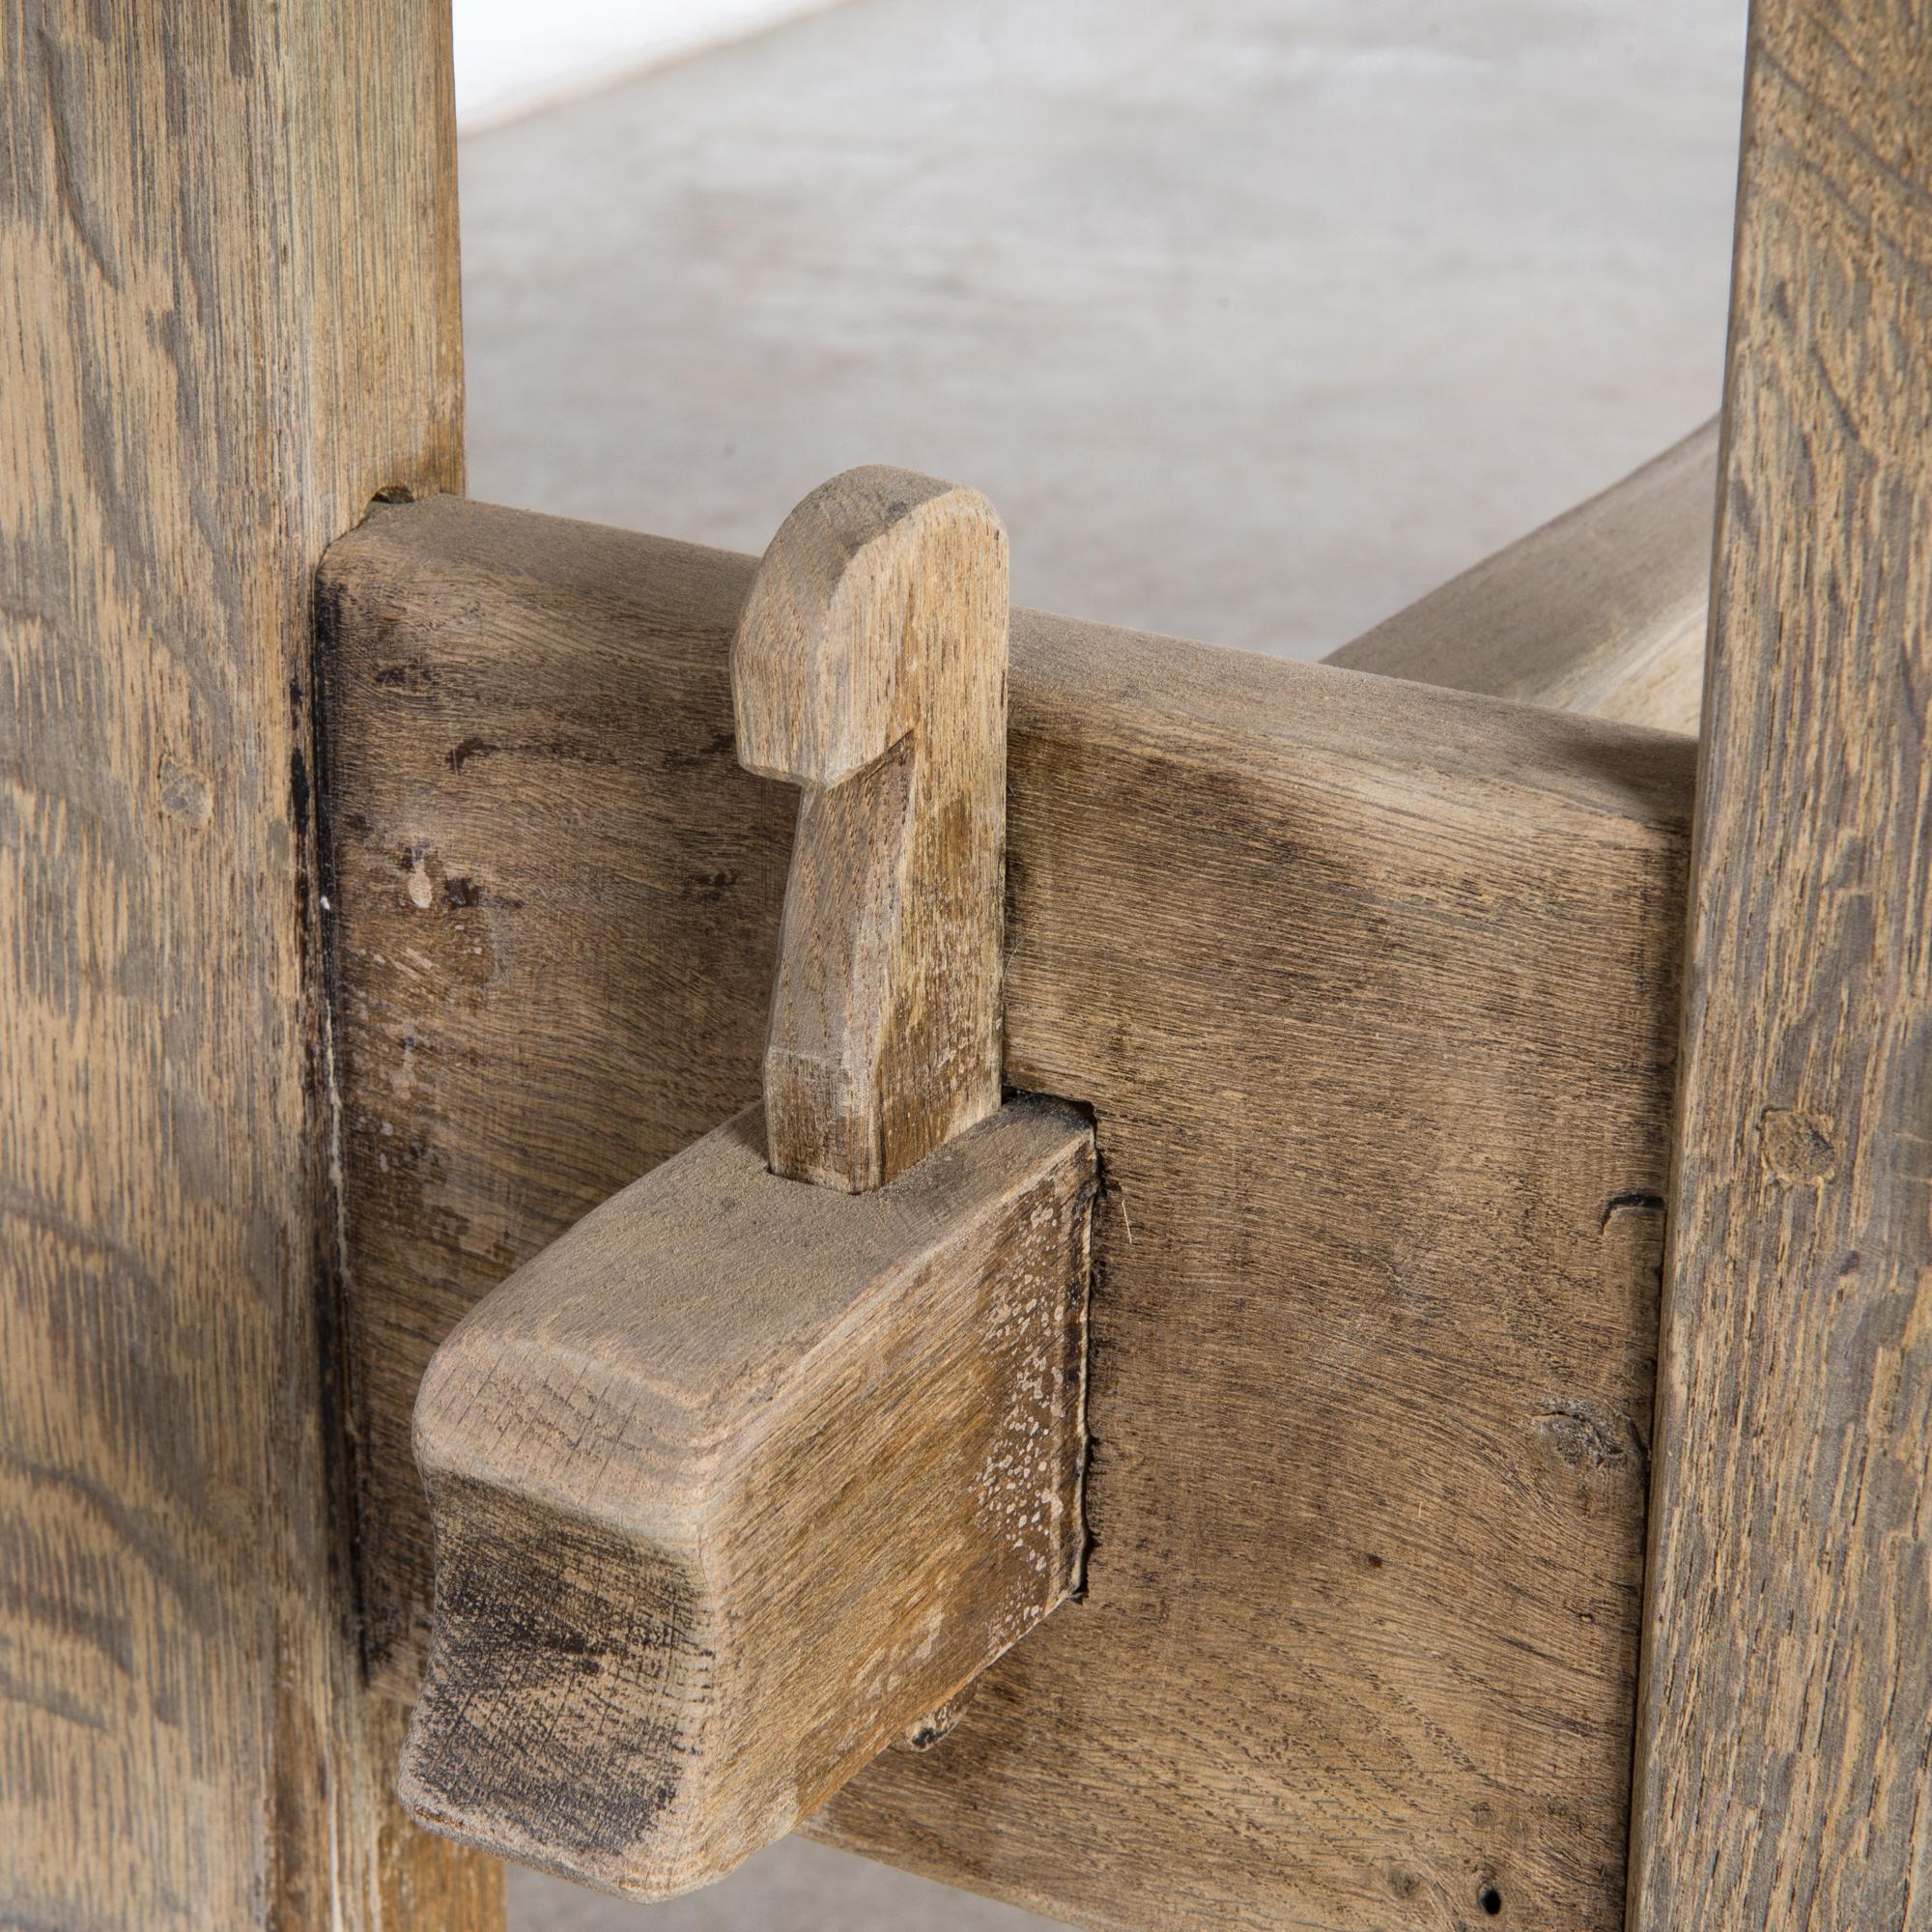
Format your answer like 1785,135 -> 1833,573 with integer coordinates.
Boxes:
509,1836 -> 1046,1929
466,2 -> 1746,1924
460,0 -> 1746,664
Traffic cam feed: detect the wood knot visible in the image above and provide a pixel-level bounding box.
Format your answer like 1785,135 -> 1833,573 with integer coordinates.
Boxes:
1531,1401 -> 1642,1478
895,1681 -> 980,1753
1759,1107 -> 1837,1184
156,749 -> 213,827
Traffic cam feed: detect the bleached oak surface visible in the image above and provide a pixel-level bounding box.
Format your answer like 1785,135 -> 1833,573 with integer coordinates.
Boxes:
0,3 -> 497,1927
734,468 -> 1009,1188
1329,421 -> 1716,735
1628,2 -> 1932,1924
323,488 -> 1693,1930
402,1100 -> 1094,1897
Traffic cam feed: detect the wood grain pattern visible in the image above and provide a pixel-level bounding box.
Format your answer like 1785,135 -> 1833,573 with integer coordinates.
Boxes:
323,492 -> 1695,1930
0,4 -> 498,1927
1628,4 -> 1932,1925
734,467 -> 1009,1189
400,1098 -> 1094,1897
1330,420 -> 1718,735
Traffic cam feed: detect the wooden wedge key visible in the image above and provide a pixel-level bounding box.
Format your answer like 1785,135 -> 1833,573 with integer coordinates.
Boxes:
397,469 -> 1097,1899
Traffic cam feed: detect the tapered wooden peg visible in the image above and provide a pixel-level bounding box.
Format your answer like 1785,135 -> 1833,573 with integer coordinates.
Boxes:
397,469 -> 1094,1901
733,465 -> 1009,1191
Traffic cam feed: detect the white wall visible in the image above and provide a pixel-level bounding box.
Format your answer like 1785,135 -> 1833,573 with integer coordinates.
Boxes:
453,0 -> 847,129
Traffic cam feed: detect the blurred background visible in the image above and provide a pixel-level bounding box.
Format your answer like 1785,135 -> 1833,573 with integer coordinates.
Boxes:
454,1 -> 1746,1922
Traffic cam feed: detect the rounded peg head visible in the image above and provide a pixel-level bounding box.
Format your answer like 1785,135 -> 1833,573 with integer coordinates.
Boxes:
731,465 -> 1008,788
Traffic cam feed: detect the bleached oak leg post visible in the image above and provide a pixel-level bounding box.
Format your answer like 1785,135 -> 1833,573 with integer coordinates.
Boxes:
0,5 -> 500,1927
1628,3 -> 1932,1925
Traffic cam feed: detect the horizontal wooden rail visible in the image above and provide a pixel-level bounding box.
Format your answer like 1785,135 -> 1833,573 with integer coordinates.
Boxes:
319,462 -> 1699,1930
1328,420 -> 1716,733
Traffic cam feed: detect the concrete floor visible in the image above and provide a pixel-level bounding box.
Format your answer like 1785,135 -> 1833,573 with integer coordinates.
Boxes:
463,1 -> 1746,1923
508,1836 -> 1046,1930
461,0 -> 1745,665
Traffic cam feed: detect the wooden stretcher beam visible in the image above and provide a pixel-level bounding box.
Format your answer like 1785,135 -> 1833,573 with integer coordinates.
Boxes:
1627,2 -> 1932,1924
320,470 -> 1700,1929
1329,419 -> 1717,734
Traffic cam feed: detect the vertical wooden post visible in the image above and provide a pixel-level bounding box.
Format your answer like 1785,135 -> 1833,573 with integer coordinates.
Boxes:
0,4 -> 500,1927
1629,1 -> 1932,1924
